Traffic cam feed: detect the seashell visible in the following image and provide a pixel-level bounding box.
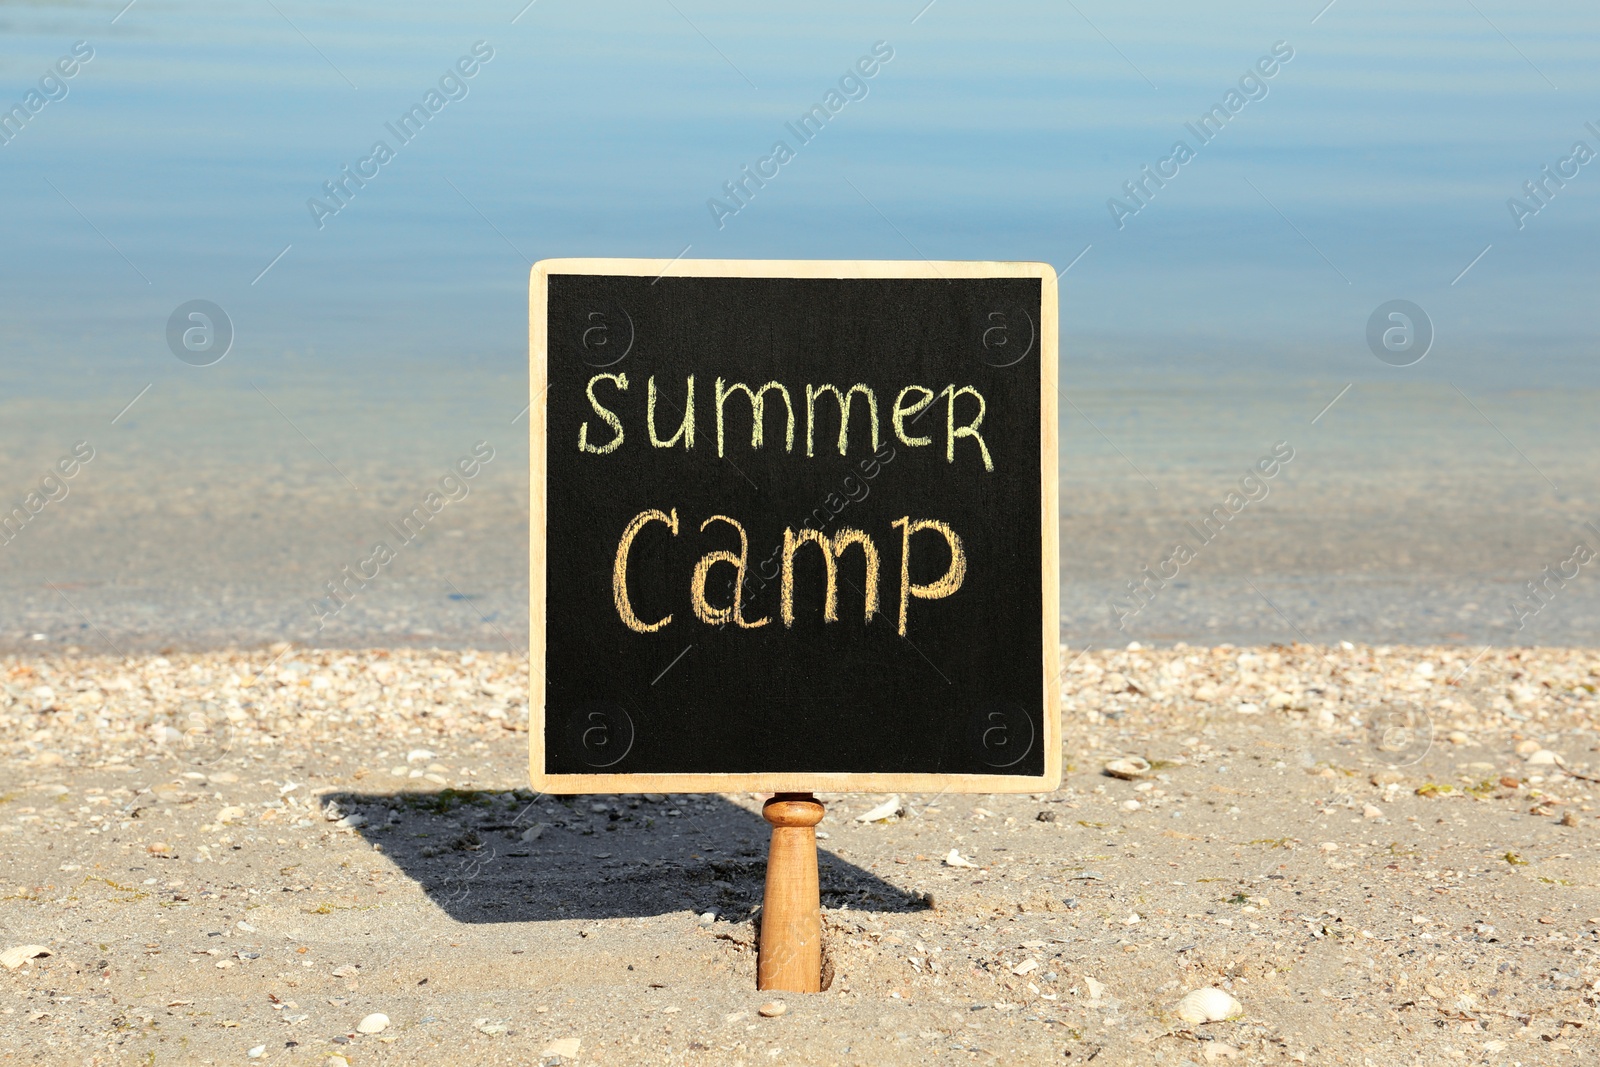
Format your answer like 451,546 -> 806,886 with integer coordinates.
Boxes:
1176,987 -> 1243,1023
1103,757 -> 1150,780
0,945 -> 51,969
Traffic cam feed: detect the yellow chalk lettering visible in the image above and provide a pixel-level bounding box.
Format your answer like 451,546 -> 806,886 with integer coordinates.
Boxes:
579,372 -> 628,454
892,385 -> 935,447
892,516 -> 966,636
805,383 -> 879,457
939,384 -> 994,471
715,379 -> 794,457
612,507 -> 677,632
690,515 -> 769,628
780,526 -> 880,627
647,374 -> 695,450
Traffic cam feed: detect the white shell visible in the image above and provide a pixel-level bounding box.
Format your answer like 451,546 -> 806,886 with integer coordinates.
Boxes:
854,795 -> 903,822
1103,757 -> 1151,780
355,1013 -> 390,1034
0,945 -> 51,969
1176,987 -> 1243,1023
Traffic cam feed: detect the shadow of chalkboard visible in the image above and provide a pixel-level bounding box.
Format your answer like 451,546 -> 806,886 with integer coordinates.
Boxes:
328,790 -> 929,924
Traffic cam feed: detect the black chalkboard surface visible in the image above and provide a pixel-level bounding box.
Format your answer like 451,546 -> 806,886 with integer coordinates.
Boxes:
530,259 -> 1059,794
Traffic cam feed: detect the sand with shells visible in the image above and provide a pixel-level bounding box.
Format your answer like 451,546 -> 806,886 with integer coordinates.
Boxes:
2,643 -> 1597,1065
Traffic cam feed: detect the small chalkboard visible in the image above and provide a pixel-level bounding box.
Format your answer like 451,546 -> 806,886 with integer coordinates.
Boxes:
529,259 -> 1059,794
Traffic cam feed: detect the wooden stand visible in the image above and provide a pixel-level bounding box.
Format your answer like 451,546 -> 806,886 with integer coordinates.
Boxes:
757,793 -> 824,992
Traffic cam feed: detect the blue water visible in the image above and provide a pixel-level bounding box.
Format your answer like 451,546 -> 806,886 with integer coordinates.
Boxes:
1,0 -> 1597,651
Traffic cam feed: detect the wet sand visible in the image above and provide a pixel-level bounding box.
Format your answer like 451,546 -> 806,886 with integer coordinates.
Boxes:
5,373 -> 1599,655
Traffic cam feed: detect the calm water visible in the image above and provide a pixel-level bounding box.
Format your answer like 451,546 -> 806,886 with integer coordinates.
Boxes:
1,0 -> 1597,652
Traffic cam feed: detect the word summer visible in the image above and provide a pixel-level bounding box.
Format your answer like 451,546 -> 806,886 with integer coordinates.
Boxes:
613,509 -> 965,637
576,374 -> 995,471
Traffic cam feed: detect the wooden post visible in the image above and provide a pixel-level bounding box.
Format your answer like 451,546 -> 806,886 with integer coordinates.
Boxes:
757,792 -> 824,992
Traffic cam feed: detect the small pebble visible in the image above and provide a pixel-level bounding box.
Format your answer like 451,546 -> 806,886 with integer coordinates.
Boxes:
758,1000 -> 787,1017
1175,987 -> 1243,1023
355,1012 -> 389,1034
247,1046 -> 266,1059
1525,749 -> 1560,765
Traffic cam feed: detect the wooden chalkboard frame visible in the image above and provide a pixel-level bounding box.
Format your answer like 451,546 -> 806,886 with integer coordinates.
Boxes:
529,258 -> 1060,794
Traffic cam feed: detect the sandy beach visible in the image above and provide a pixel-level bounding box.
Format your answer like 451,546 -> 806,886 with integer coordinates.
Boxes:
2,643 -> 1597,1065
6,2 -> 1600,1063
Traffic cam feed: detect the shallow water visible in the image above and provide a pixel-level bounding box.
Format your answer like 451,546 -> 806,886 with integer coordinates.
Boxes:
1,1 -> 1596,652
